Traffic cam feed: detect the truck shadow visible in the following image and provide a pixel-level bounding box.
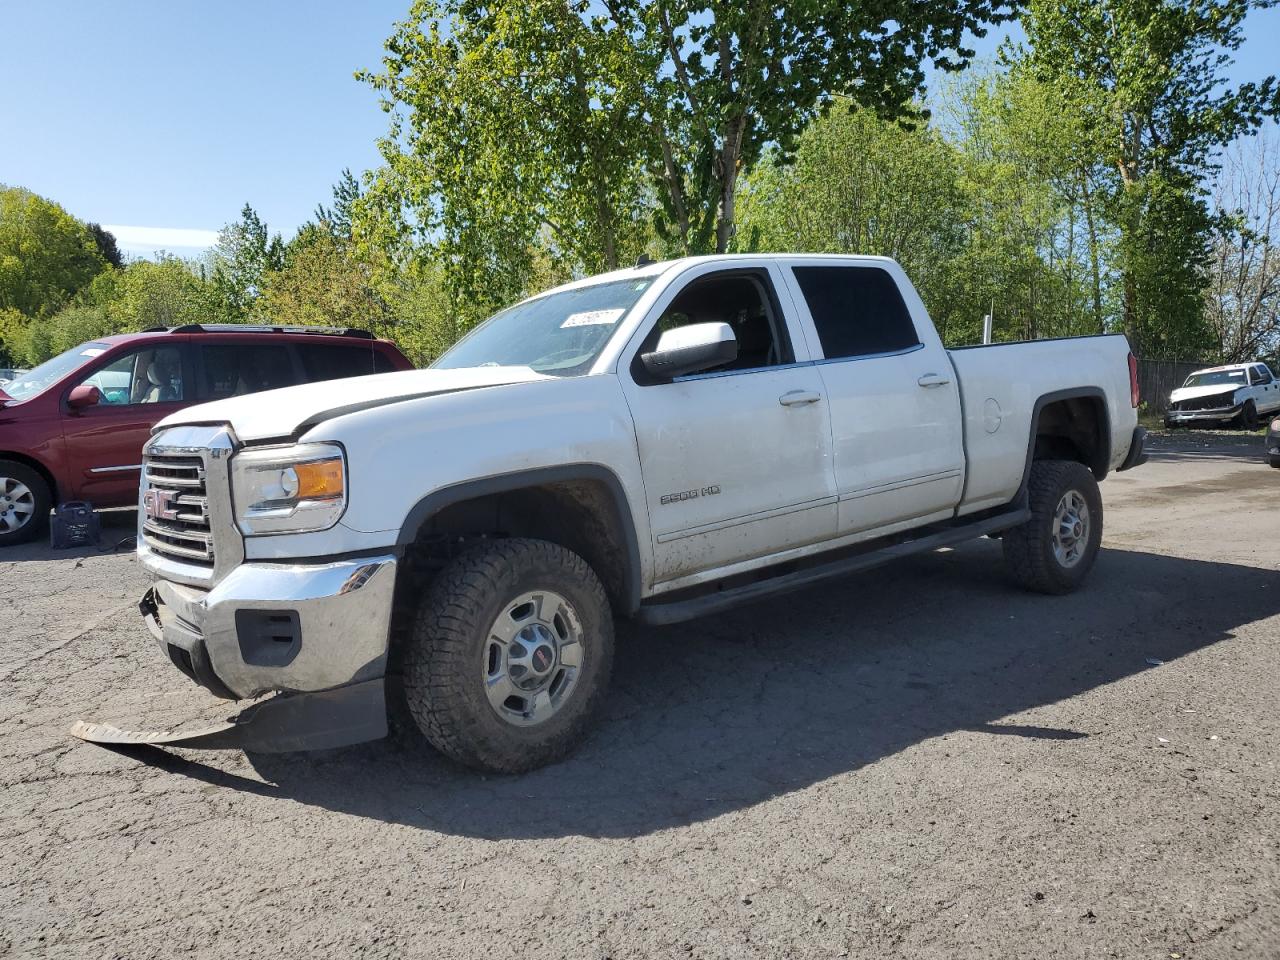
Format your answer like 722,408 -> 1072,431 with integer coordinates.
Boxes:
138,542 -> 1280,839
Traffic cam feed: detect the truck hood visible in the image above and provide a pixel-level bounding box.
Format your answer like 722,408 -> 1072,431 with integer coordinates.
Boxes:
157,365 -> 552,442
1169,384 -> 1241,403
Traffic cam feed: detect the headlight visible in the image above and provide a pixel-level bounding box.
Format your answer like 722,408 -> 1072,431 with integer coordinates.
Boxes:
231,443 -> 347,535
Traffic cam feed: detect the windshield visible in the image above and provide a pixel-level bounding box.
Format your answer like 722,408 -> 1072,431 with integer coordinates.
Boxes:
434,278 -> 654,376
1183,369 -> 1246,389
1,342 -> 110,401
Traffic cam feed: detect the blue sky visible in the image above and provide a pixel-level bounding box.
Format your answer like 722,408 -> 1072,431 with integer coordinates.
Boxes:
2,2 -> 1278,259
0,1 -> 405,257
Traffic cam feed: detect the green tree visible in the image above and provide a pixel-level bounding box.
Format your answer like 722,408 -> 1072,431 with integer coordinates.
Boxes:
86,223 -> 124,269
15,257 -> 218,364
372,258 -> 457,363
312,169 -> 362,241
211,203 -> 284,319
737,103 -> 969,329
936,70 -> 1109,344
111,257 -> 216,331
1014,0 -> 1280,357
261,225 -> 390,333
361,0 -> 1019,322
360,0 -> 653,318
0,186 -> 106,318
1206,132 -> 1280,361
0,306 -> 27,366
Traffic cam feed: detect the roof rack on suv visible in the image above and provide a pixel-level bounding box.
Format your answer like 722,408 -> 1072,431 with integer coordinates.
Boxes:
142,324 -> 375,339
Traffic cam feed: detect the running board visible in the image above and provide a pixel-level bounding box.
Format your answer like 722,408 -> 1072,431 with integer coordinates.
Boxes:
69,677 -> 387,754
636,507 -> 1031,626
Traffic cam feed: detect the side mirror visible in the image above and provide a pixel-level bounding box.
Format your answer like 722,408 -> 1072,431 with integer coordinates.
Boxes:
641,322 -> 738,381
67,384 -> 102,410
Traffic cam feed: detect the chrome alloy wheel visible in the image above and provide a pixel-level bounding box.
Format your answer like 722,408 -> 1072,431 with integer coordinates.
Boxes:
0,476 -> 35,534
1051,489 -> 1090,568
483,589 -> 584,727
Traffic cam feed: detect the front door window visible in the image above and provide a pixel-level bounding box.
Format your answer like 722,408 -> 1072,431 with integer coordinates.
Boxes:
79,347 -> 185,405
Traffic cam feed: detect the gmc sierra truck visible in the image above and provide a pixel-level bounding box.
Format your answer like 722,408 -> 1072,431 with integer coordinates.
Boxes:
73,255 -> 1147,773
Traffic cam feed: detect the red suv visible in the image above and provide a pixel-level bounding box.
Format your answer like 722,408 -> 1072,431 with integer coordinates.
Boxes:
0,325 -> 413,545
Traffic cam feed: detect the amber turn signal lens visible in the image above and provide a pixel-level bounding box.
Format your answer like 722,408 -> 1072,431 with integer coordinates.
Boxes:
293,457 -> 344,500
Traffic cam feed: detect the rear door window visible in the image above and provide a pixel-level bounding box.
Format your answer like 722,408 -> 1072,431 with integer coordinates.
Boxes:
791,266 -> 920,360
297,343 -> 396,383
198,344 -> 296,400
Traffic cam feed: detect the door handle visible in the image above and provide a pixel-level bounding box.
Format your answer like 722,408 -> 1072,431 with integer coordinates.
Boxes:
779,389 -> 822,407
917,373 -> 951,388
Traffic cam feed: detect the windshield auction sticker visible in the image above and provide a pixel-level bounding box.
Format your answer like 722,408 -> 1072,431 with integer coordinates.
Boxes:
561,308 -> 625,328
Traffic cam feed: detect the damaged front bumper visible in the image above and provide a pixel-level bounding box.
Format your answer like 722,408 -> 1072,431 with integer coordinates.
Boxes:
138,554 -> 398,700
1164,402 -> 1242,424
73,554 -> 398,754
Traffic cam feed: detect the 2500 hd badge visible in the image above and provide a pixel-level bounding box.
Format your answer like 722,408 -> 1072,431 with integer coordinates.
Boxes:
660,485 -> 722,505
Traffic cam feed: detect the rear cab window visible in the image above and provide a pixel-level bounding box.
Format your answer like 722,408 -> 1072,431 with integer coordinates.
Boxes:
790,265 -> 920,360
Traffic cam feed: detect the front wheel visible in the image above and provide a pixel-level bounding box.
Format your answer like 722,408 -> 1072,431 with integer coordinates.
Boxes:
1003,460 -> 1103,595
0,460 -> 51,547
1241,401 -> 1260,431
402,538 -> 614,773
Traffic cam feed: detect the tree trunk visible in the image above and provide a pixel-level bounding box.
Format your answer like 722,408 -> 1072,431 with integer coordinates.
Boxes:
1080,172 -> 1105,334
714,118 -> 745,253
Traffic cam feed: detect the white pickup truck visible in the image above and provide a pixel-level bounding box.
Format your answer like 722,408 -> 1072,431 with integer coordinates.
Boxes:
1164,361 -> 1280,429
75,255 -> 1146,772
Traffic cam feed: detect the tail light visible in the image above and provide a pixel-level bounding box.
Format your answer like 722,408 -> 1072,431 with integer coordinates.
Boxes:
1128,352 -> 1140,408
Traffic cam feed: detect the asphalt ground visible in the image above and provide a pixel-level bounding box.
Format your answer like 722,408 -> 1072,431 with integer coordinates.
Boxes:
2,432 -> 1278,959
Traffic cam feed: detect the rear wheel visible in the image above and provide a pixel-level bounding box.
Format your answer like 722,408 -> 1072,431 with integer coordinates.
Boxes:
402,538 -> 614,773
1003,460 -> 1103,595
0,460 -> 50,547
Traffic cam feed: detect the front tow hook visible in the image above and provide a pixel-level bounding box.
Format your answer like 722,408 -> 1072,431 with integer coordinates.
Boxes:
138,587 -> 159,620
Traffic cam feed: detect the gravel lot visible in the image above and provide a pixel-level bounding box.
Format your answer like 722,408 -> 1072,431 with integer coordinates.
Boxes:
3,434 -> 1279,960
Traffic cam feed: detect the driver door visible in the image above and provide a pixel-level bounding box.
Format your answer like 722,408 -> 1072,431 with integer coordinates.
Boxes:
60,342 -> 192,504
620,264 -> 838,587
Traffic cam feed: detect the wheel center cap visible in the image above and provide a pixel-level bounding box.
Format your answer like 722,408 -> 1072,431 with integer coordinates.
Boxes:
530,643 -> 555,675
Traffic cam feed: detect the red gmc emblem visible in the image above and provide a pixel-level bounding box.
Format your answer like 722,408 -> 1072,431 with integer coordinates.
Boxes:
143,488 -> 180,522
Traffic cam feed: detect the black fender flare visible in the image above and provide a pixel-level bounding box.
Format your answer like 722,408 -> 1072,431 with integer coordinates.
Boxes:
1018,387 -> 1112,501
396,463 -> 643,615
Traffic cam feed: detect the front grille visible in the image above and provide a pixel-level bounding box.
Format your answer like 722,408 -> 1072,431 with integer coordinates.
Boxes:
1175,394 -> 1236,412
141,454 -> 215,566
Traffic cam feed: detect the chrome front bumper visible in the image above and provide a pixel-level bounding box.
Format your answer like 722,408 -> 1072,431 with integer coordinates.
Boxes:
1165,403 -> 1241,423
140,555 -> 397,700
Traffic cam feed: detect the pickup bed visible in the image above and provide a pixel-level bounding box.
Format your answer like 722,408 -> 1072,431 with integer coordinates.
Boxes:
81,254 -> 1146,772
